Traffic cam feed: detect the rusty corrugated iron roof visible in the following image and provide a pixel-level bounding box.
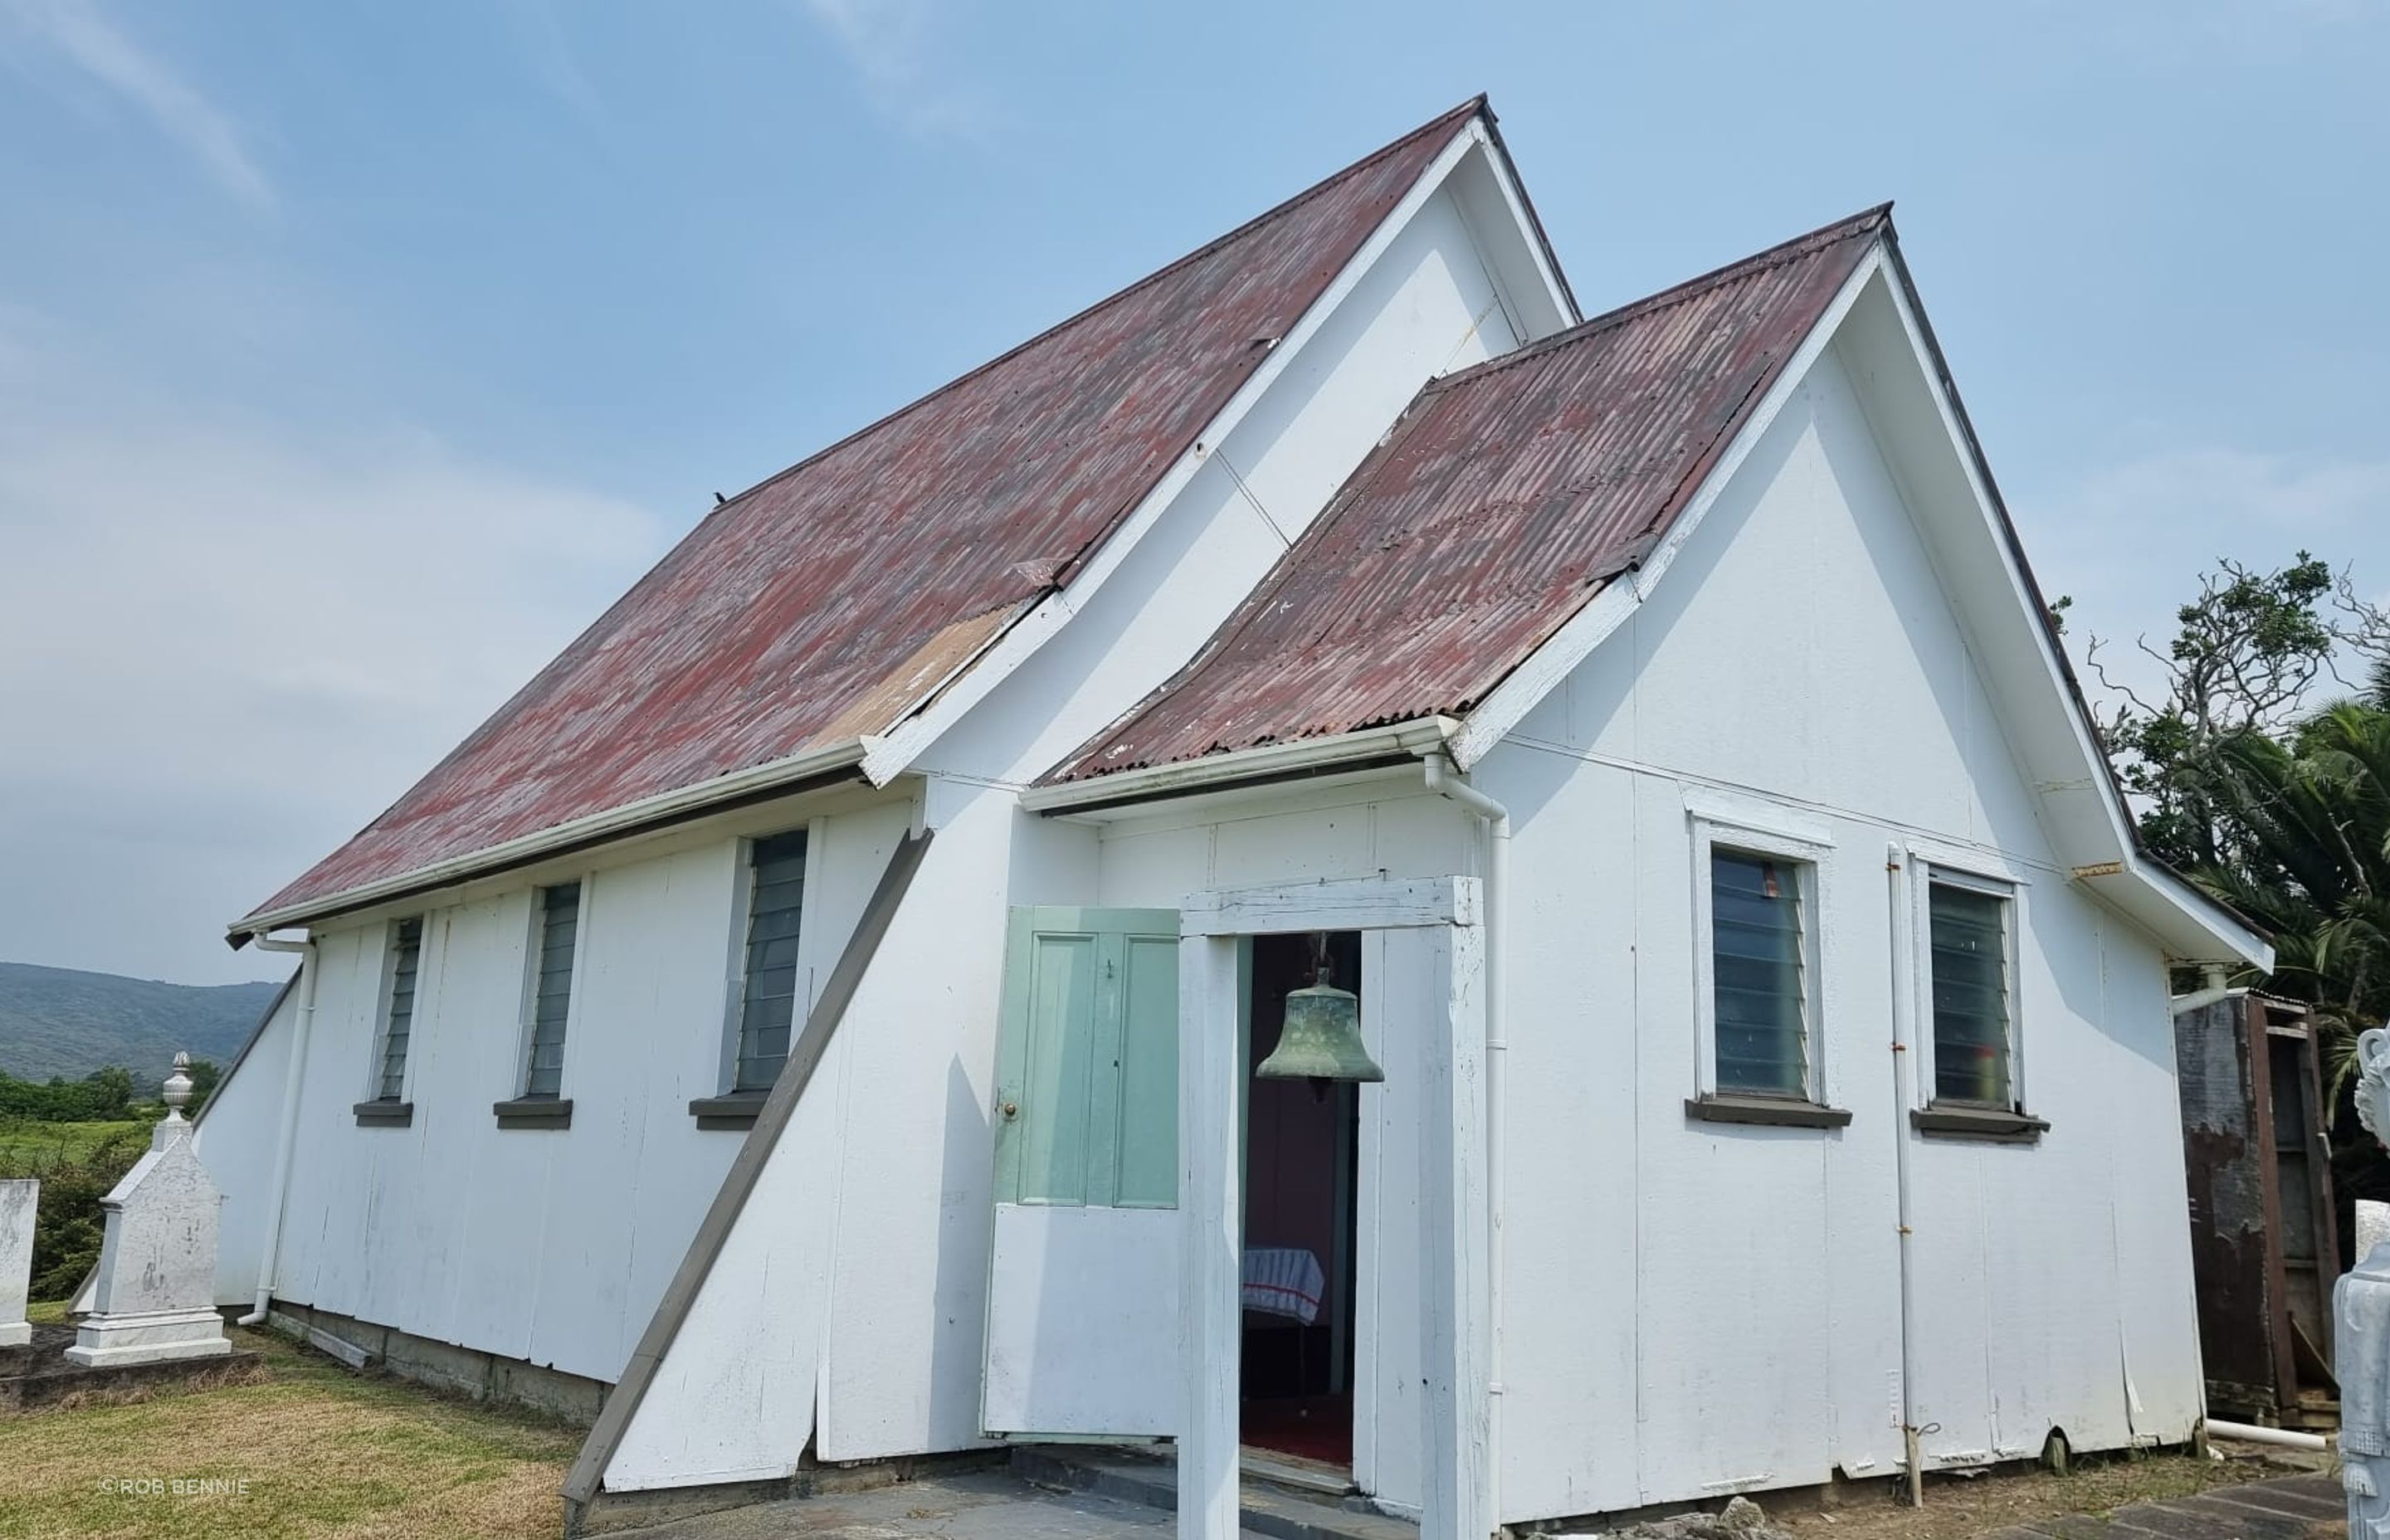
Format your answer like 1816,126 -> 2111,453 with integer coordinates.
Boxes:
1039,207 -> 1890,785
246,99 -> 1487,925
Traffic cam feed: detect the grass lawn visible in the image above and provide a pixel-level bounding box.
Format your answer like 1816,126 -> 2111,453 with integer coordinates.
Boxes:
0,1120 -> 150,1172
0,1304 -> 583,1539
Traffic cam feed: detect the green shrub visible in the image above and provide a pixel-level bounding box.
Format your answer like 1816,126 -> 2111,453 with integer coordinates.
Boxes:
0,1123 -> 149,1299
0,1065 -> 139,1122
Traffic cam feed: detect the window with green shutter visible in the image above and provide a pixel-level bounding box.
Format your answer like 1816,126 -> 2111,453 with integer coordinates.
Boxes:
376,916 -> 423,1102
1709,850 -> 1810,1098
524,882 -> 579,1099
1928,877 -> 2014,1106
734,831 -> 807,1092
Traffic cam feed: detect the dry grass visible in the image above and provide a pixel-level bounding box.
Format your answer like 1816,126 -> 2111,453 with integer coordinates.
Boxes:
0,1305 -> 581,1539
1773,1445 -> 2334,1540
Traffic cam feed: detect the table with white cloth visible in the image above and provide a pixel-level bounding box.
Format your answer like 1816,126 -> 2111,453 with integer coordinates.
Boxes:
1241,1246 -> 1325,1325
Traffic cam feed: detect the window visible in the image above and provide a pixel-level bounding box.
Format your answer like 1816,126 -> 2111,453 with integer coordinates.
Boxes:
376,916 -> 423,1101
1709,849 -> 1812,1098
732,831 -> 808,1093
1926,875 -> 2015,1107
523,882 -> 580,1099
1685,805 -> 1844,1126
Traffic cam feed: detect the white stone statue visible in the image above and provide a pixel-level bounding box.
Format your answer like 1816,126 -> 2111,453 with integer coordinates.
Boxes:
0,1177 -> 35,1348
2343,1029 -> 2390,1538
65,1053 -> 232,1367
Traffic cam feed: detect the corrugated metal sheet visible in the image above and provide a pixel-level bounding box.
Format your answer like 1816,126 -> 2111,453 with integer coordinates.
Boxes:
1040,207 -> 1889,785
247,100 -> 1485,924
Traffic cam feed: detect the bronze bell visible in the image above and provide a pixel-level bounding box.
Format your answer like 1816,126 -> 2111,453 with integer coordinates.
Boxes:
1256,938 -> 1383,1084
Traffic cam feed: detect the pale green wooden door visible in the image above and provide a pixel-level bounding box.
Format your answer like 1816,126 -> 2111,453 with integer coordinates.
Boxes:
984,906 -> 1181,1436
993,907 -> 1180,1208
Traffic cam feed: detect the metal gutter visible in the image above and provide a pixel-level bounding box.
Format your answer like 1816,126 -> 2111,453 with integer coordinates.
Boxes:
561,828 -> 934,1513
1021,718 -> 1461,816
228,740 -> 873,946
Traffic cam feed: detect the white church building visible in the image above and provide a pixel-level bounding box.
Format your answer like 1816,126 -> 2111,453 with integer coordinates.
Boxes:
193,97 -> 2269,1538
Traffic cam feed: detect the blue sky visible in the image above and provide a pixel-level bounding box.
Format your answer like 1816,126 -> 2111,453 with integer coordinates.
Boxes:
2,1 -> 2385,985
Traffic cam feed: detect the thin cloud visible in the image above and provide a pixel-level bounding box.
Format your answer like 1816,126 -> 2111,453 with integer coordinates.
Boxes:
1,0 -> 274,210
801,0 -> 995,140
0,323 -> 671,983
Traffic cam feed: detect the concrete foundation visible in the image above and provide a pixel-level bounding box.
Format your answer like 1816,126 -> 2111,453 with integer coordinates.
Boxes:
265,1299 -> 610,1424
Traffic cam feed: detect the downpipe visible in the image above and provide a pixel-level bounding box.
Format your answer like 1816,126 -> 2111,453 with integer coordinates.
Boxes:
2168,963 -> 2233,1018
1424,753 -> 1509,1533
239,932 -> 320,1328
1885,845 -> 1926,1506
2204,1419 -> 2330,1452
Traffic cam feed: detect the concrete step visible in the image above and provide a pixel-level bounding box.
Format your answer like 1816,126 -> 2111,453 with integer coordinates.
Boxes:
1009,1445 -> 1416,1540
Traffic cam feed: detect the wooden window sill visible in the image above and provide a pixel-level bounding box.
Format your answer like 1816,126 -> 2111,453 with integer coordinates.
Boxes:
1912,1105 -> 2048,1143
1685,1094 -> 1852,1128
353,1100 -> 413,1128
493,1097 -> 573,1129
688,1091 -> 766,1130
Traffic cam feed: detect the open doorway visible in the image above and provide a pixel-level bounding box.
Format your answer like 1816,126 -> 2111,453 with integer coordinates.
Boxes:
1241,930 -> 1362,1473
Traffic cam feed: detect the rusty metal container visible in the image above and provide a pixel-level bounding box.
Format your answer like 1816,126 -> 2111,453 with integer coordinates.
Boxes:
2176,990 -> 2340,1429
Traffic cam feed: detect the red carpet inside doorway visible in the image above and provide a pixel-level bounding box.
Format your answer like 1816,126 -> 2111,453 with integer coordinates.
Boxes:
1239,1394 -> 1353,1469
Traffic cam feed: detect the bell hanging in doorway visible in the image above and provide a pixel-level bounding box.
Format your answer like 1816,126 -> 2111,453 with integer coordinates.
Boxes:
1256,933 -> 1383,1084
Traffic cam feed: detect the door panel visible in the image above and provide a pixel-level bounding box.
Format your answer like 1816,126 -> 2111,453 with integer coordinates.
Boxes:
984,1206 -> 1179,1435
984,907 -> 1181,1439
1116,933 -> 1181,1206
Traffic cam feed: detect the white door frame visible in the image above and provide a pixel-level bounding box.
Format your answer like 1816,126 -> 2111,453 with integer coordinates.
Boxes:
1177,875 -> 1488,1540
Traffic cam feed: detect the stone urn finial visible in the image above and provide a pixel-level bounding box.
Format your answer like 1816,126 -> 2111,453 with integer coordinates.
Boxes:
161,1051 -> 193,1123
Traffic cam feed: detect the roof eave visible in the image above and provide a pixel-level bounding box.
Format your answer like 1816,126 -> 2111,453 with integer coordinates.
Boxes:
2101,853 -> 2275,970
230,737 -> 876,946
1022,717 -> 1462,818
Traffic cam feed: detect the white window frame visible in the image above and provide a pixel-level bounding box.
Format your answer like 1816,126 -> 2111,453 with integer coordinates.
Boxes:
1690,815 -> 1832,1104
515,874 -> 594,1099
368,912 -> 432,1103
715,821 -> 822,1095
1913,860 -> 2027,1112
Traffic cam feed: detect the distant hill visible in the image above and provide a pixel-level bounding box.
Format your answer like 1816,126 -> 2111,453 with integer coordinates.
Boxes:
0,962 -> 288,1084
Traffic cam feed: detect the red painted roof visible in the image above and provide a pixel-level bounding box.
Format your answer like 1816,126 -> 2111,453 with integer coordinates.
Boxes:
1040,207 -> 1889,785
246,100 -> 1485,925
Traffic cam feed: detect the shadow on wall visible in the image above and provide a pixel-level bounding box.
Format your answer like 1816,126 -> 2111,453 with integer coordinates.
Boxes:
928,1055 -> 995,1446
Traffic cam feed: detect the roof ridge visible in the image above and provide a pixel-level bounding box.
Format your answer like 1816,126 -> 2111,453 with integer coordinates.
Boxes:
1420,202 -> 1892,397
706,95 -> 1490,522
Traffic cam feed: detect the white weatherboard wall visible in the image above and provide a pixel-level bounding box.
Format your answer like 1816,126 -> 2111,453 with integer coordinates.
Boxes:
250,793 -> 913,1387
609,792 -> 1027,1484
1456,339 -> 2197,1521
193,981 -> 299,1307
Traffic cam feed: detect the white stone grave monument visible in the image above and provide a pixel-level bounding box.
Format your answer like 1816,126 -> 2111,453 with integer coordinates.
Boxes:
0,1177 -> 35,1347
64,1054 -> 232,1367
